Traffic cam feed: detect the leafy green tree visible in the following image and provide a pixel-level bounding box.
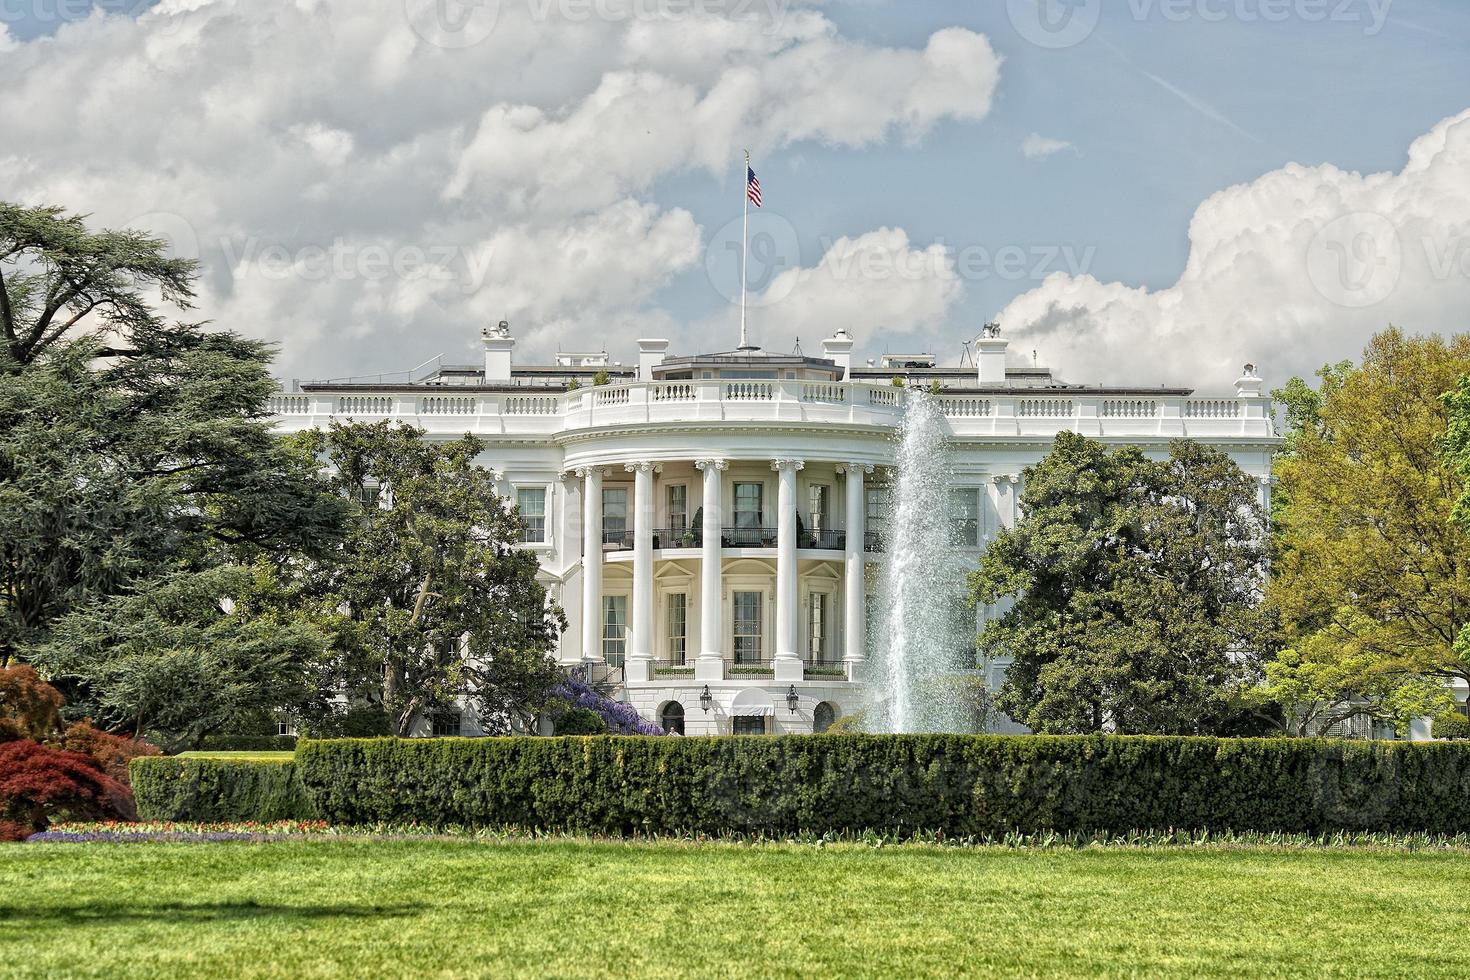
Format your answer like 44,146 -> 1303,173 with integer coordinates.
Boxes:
971,433 -> 1276,735
1263,329 -> 1470,733
0,202 -> 196,369
285,422 -> 565,736
0,327 -> 348,668
34,566 -> 324,752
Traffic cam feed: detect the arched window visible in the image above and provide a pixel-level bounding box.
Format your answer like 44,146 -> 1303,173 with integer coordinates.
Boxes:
660,701 -> 685,735
813,702 -> 836,734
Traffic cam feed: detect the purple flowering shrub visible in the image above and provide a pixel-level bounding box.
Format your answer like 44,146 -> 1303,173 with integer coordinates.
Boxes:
551,674 -> 664,735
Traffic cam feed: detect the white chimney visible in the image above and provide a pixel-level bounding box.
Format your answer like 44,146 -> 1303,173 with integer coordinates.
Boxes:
976,322 -> 1007,385
638,338 -> 670,380
483,320 -> 514,383
822,329 -> 855,380
1235,362 -> 1264,398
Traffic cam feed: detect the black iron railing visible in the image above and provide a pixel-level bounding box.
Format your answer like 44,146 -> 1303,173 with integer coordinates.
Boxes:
722,525 -> 778,548
727,657 -> 774,674
800,529 -> 846,550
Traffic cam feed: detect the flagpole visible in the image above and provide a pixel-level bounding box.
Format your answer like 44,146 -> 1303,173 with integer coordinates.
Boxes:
739,148 -> 750,351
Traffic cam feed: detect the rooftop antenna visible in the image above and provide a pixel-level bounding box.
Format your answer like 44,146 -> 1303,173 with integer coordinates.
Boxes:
1032,350 -> 1038,366
959,339 -> 975,368
792,336 -> 803,356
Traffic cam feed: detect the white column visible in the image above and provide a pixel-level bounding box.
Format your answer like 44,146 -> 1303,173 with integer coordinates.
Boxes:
695,459 -> 727,681
772,458 -> 804,682
626,461 -> 656,682
840,463 -> 871,670
579,466 -> 603,663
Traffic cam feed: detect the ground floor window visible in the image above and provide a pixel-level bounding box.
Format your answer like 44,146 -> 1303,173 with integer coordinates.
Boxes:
660,701 -> 685,735
430,711 -> 461,737
732,716 -> 766,736
602,595 -> 627,667
733,591 -> 763,664
814,702 -> 836,733
666,592 -> 687,665
807,592 -> 830,662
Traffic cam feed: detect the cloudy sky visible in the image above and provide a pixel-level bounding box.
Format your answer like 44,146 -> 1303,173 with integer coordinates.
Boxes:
2,0 -> 1468,390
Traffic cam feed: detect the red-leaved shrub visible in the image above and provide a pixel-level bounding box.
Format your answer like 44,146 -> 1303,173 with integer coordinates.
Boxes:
61,722 -> 162,786
0,665 -> 64,743
0,820 -> 32,842
0,740 -> 136,834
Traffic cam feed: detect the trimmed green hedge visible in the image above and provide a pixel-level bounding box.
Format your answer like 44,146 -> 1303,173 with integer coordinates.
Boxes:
130,756 -> 315,822
199,735 -> 298,752
288,734 -> 1470,835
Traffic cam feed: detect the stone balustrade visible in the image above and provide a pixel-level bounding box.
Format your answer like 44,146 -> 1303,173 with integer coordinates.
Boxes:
267,379 -> 1276,439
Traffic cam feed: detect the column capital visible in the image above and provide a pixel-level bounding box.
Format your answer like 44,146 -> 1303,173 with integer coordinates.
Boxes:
623,461 -> 661,474
835,463 -> 875,476
573,466 -> 602,480
770,458 -> 806,472
694,458 -> 729,472
992,474 -> 1020,485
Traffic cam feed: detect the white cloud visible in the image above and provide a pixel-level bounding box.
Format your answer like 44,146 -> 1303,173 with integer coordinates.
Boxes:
997,108 -> 1470,389
736,227 -> 965,350
0,2 -> 1003,379
1020,133 -> 1072,160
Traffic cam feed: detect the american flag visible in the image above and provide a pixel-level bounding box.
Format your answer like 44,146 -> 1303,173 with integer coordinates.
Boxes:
746,166 -> 762,208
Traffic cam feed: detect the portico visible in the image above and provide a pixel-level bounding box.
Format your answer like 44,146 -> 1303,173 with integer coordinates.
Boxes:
572,457 -> 879,686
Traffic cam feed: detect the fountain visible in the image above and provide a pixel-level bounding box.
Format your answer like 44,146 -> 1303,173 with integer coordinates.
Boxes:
865,388 -> 977,733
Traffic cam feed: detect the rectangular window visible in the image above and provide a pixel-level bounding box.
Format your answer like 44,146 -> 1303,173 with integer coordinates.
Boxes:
602,595 -> 628,667
732,716 -> 766,736
949,488 -> 980,547
430,711 -> 461,737
865,487 -> 889,548
667,593 -> 687,665
733,591 -> 763,664
807,592 -> 829,662
733,482 -> 763,528
358,484 -> 381,509
667,484 -> 688,532
602,487 -> 628,544
808,484 -> 830,535
516,487 -> 547,543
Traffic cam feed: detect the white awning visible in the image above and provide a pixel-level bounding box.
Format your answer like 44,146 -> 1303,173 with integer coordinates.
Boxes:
729,689 -> 776,717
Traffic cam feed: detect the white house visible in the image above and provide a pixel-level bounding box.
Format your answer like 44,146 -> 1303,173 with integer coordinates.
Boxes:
268,322 -> 1279,736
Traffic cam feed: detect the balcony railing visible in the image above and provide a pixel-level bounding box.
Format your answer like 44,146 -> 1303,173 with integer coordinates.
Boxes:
727,657 -> 774,676
605,526 -> 853,551
272,379 -> 1276,441
800,529 -> 846,551
722,525 -> 778,548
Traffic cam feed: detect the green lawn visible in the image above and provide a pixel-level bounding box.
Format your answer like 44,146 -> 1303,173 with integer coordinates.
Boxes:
4,839 -> 1469,978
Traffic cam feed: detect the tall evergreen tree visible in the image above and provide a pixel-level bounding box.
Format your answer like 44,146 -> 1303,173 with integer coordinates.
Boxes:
1,201 -> 348,745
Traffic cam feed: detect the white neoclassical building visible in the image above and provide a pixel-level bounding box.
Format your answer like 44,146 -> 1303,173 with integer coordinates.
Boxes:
269,323 -> 1279,736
